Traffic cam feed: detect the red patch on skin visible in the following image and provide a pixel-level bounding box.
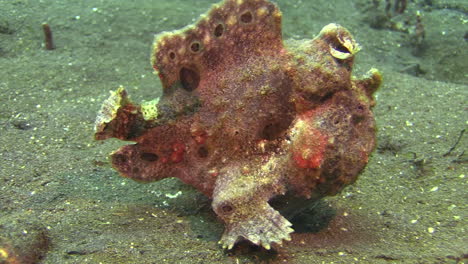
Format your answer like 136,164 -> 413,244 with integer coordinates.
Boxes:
292,123 -> 328,169
170,142 -> 186,163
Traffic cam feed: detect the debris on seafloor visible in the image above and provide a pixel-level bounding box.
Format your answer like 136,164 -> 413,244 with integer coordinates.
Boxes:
94,0 -> 381,250
42,23 -> 54,50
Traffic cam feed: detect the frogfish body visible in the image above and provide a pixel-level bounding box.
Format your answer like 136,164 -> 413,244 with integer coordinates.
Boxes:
94,0 -> 381,250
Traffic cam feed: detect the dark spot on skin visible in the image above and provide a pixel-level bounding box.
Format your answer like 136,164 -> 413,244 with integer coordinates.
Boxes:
214,23 -> 224,37
261,119 -> 293,140
352,105 -> 366,124
180,67 -> 200,91
352,114 -> 365,124
262,123 -> 276,139
221,203 -> 234,214
169,51 -> 176,60
140,152 -> 159,162
198,146 -> 209,158
240,11 -> 253,24
329,111 -> 345,126
305,91 -> 334,105
190,41 -> 201,53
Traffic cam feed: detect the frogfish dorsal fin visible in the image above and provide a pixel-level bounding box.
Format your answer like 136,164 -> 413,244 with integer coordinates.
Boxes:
151,0 -> 283,91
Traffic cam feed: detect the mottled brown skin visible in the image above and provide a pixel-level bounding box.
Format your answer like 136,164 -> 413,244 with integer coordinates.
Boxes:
94,0 -> 381,250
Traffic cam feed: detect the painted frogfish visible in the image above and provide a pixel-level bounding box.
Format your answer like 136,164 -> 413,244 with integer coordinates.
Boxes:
94,0 -> 381,250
